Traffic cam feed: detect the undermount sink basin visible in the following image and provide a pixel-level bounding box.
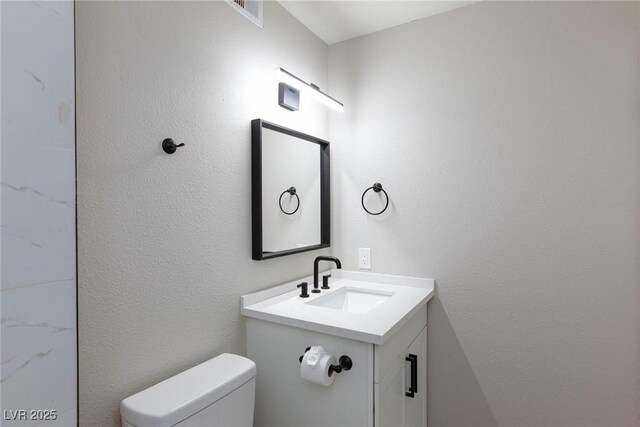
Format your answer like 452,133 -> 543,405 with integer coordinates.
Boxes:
306,287 -> 394,313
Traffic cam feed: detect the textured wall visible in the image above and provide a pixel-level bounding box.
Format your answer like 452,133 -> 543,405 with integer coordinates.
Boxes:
1,1 -> 77,425
76,1 -> 329,425
329,2 -> 639,426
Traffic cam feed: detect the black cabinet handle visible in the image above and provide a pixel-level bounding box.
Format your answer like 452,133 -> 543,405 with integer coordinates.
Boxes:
405,354 -> 418,398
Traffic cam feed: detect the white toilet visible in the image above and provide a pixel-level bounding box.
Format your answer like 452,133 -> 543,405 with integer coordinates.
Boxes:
121,353 -> 256,427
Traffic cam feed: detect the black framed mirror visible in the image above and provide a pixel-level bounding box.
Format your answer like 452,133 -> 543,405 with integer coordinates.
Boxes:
252,119 -> 330,260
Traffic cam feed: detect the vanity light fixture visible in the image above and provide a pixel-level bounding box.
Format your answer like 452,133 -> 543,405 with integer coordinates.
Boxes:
277,68 -> 344,112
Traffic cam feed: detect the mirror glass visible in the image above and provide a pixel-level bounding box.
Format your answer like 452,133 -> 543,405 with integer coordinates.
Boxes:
252,119 -> 330,260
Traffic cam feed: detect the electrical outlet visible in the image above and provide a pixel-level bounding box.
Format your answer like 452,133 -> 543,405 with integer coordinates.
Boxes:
359,248 -> 371,269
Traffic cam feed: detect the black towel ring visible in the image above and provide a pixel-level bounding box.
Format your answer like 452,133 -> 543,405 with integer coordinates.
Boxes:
279,187 -> 300,215
361,182 -> 389,215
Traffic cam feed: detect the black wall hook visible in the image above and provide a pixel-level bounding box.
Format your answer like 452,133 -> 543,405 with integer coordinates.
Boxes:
162,138 -> 185,154
361,182 -> 389,215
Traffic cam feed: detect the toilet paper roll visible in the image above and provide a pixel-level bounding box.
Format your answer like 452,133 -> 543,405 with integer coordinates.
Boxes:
300,350 -> 337,386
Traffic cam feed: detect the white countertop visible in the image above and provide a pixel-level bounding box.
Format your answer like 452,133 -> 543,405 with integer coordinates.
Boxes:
241,270 -> 435,345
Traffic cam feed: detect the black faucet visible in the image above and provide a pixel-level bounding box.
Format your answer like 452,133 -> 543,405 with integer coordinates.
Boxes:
313,256 -> 342,293
297,282 -> 309,298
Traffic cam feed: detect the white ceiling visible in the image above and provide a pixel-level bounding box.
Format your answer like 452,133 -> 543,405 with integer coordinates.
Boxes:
278,1 -> 476,45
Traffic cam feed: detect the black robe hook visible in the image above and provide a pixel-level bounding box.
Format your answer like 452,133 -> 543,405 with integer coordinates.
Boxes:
162,138 -> 185,154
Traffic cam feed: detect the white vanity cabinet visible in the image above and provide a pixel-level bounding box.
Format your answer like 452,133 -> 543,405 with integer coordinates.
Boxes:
375,308 -> 427,427
242,270 -> 434,427
247,306 -> 428,427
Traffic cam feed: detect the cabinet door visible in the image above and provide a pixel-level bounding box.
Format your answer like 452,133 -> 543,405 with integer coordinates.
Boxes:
377,326 -> 427,427
377,353 -> 405,427
403,326 -> 427,427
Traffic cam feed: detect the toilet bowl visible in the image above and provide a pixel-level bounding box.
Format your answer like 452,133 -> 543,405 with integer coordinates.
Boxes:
121,353 -> 256,427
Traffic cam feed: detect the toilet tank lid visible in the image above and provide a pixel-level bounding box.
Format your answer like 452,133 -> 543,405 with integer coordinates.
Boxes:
120,353 -> 256,427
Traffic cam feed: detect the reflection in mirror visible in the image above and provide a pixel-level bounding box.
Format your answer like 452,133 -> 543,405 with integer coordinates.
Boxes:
252,119 -> 330,260
262,127 -> 320,251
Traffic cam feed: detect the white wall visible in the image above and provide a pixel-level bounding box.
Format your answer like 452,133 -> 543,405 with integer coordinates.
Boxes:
76,1 -> 329,425
0,1 -> 77,425
329,1 -> 639,426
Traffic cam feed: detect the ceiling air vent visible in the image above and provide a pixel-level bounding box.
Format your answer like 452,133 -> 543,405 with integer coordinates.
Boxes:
226,0 -> 263,28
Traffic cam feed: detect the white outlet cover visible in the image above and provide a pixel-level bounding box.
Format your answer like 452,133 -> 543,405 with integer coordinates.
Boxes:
359,248 -> 371,269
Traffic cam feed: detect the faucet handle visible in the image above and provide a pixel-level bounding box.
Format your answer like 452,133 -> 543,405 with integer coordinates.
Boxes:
321,274 -> 331,290
297,282 -> 309,298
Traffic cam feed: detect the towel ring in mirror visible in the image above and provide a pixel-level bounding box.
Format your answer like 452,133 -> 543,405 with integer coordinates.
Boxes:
279,187 -> 300,215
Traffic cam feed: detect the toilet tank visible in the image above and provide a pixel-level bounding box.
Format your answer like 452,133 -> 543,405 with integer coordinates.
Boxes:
121,353 -> 256,427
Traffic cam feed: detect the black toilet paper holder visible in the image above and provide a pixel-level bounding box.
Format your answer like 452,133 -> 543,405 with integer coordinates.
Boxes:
298,347 -> 353,375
